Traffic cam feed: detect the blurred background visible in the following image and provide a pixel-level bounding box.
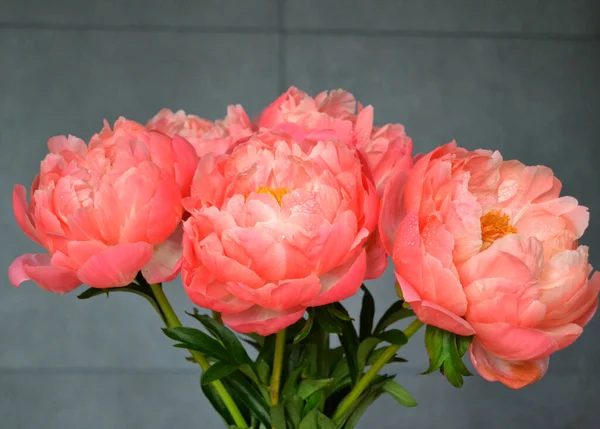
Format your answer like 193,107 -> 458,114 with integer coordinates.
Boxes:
1,1 -> 599,428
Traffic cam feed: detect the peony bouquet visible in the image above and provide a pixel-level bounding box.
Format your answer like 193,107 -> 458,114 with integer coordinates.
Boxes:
9,87 -> 599,428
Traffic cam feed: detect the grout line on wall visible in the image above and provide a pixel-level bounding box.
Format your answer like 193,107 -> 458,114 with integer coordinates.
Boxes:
286,28 -> 600,41
0,22 -> 279,34
0,22 -> 597,42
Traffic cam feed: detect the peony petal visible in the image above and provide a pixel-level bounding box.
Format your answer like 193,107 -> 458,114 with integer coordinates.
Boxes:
77,242 -> 154,288
403,142 -> 457,214
542,323 -> 583,351
197,233 -> 265,289
538,247 -> 597,326
225,275 -> 321,311
183,271 -> 254,314
222,306 -> 306,336
396,273 -> 475,336
64,240 -> 108,268
9,253 -> 81,293
460,235 -> 543,287
364,230 -> 388,280
13,185 -> 43,246
142,226 -> 184,284
469,340 -> 549,389
378,168 -> 408,255
170,134 -> 200,197
47,135 -> 88,156
309,249 -> 366,307
573,293 -> 598,328
471,322 -> 558,361
221,227 -> 288,282
393,213 -> 468,318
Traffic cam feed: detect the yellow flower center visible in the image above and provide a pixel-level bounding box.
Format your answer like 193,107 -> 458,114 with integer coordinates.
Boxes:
480,210 -> 518,251
256,186 -> 290,205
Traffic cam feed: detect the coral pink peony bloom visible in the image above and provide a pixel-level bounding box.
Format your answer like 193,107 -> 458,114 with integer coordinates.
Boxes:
381,141 -> 599,388
9,118 -> 198,293
147,106 -> 254,158
181,130 -> 379,335
257,87 -> 413,278
258,87 -> 412,197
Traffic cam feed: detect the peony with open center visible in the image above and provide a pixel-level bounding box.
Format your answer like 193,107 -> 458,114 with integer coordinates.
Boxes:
380,141 -> 599,388
181,130 -> 379,335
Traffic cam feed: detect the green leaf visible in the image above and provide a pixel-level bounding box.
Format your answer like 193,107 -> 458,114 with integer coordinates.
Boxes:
335,303 -> 360,387
327,303 -> 353,322
187,312 -> 253,366
162,327 -> 231,362
284,396 -> 303,428
256,359 -> 271,386
330,374 -> 352,396
297,378 -> 334,400
373,301 -> 413,335
304,342 -> 319,379
331,358 -> 349,387
76,287 -> 110,300
457,334 -> 474,357
282,366 -> 305,399
378,329 -> 408,346
359,285 -> 375,341
423,325 -> 472,388
356,337 -> 381,373
299,409 -> 337,429
381,380 -> 417,407
367,347 -> 407,366
441,330 -> 472,387
270,404 -> 287,429
201,362 -> 239,385
257,334 -> 276,366
422,324 -> 445,374
316,412 -> 337,429
303,390 -> 325,416
77,284 -> 167,324
238,364 -> 263,388
325,346 -> 344,376
335,387 -> 384,429
201,382 -> 236,426
223,373 -> 271,427
294,310 -> 314,344
314,306 -> 343,334
287,344 -> 306,378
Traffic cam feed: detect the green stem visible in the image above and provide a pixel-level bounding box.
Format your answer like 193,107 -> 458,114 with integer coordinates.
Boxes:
332,318 -> 424,422
150,283 -> 249,429
403,318 -> 424,339
270,329 -> 287,406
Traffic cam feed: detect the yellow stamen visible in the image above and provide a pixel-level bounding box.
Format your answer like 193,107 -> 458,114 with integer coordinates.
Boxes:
256,186 -> 290,205
480,210 -> 517,251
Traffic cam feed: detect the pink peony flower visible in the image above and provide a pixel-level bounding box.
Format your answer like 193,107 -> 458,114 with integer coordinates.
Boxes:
147,106 -> 254,158
9,118 -> 198,293
181,130 -> 379,335
380,141 -> 599,388
257,87 -> 413,279
258,87 -> 413,197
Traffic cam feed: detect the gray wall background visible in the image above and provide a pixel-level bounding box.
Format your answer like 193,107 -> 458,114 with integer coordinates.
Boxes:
1,1 -> 599,428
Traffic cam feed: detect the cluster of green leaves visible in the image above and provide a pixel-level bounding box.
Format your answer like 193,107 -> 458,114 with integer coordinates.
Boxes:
423,325 -> 474,388
78,279 -> 473,428
158,286 -> 417,429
